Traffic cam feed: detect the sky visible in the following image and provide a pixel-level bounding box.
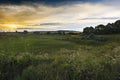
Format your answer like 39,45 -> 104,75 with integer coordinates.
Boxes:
0,0 -> 120,32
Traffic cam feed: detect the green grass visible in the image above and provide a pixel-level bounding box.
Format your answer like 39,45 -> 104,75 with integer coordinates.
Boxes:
0,35 -> 77,54
0,33 -> 120,80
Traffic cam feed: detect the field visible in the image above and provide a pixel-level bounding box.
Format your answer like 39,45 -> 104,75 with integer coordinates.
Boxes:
0,33 -> 120,80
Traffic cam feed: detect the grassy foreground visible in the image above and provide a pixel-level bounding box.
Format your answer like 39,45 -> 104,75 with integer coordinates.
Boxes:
0,33 -> 120,80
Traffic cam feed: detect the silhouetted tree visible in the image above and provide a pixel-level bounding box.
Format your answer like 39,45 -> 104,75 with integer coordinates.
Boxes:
95,24 -> 105,34
105,23 -> 113,34
114,20 -> 120,33
83,20 -> 120,34
23,30 -> 28,34
83,27 -> 94,34
47,32 -> 51,35
57,31 -> 65,35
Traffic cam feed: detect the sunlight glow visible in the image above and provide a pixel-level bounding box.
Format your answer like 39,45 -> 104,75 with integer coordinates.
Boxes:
0,24 -> 21,31
4,24 -> 17,29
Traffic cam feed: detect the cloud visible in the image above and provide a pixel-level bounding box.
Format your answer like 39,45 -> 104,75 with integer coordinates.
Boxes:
0,0 -> 100,5
0,4 -> 61,24
80,17 -> 120,20
40,23 -> 63,26
0,1 -> 120,31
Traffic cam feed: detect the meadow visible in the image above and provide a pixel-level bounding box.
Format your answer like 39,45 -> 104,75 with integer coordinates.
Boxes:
0,33 -> 120,80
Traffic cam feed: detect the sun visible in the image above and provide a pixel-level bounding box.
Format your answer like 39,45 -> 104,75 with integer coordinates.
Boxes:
4,24 -> 17,29
0,23 -> 27,32
0,24 -> 19,31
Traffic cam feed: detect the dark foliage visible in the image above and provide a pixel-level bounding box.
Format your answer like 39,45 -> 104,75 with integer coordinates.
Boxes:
23,30 -> 28,34
33,32 -> 40,35
83,20 -> 120,34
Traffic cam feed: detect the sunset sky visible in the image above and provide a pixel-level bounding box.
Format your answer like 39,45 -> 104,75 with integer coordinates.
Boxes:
0,0 -> 120,32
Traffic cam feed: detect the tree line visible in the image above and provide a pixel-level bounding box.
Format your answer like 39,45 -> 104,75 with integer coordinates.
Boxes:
83,20 -> 120,34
